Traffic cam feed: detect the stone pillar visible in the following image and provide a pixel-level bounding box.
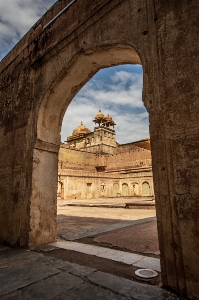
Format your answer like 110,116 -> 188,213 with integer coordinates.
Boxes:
148,3 -> 199,296
28,140 -> 59,249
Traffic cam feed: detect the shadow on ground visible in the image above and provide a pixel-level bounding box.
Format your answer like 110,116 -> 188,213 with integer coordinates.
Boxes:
57,214 -> 126,235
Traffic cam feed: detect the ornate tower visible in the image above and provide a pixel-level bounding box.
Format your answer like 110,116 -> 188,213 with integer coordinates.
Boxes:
65,110 -> 117,154
92,110 -> 117,154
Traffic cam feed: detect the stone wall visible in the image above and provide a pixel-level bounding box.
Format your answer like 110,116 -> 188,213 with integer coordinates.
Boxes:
59,145 -> 97,170
105,147 -> 152,171
58,141 -> 153,199
58,169 -> 154,199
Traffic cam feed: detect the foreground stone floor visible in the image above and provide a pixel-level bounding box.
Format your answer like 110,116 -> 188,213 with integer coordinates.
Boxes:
0,201 -> 186,299
0,245 -> 184,300
50,239 -> 161,271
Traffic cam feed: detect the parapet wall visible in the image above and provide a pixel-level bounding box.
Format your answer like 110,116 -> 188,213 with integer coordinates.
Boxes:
59,142 -> 152,171
59,145 -> 97,168
105,146 -> 152,171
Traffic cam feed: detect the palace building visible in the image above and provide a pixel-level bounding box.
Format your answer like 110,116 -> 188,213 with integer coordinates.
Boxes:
57,110 -> 154,199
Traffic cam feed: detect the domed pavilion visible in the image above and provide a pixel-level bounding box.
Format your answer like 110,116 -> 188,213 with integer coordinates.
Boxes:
67,121 -> 91,142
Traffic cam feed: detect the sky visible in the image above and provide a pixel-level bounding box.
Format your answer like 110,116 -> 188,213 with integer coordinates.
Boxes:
0,0 -> 149,144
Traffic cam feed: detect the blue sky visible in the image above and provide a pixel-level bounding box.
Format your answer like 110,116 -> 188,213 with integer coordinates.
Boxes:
0,0 -> 149,144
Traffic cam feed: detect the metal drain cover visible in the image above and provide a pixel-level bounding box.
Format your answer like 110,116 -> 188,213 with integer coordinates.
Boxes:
135,269 -> 158,278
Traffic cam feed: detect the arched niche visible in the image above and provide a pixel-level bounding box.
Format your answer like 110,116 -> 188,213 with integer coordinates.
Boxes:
142,181 -> 150,196
122,183 -> 129,197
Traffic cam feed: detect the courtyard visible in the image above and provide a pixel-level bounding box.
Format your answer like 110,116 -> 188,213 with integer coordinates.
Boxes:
0,197 -> 185,299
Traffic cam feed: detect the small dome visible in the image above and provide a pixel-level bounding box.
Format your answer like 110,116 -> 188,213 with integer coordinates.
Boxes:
104,114 -> 112,122
95,110 -> 104,120
103,114 -> 116,128
93,110 -> 105,125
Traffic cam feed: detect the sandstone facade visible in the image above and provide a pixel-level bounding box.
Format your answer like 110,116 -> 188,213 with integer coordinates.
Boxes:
58,112 -> 154,199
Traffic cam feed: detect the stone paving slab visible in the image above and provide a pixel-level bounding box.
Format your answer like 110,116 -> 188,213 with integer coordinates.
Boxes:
0,260 -> 60,297
88,271 -> 171,300
97,249 -> 144,265
0,249 -> 44,266
134,256 -> 161,271
50,241 -> 110,256
1,272 -> 83,300
61,217 -> 156,241
56,282 -> 128,300
50,240 -> 161,272
0,250 -> 47,271
43,257 -> 96,276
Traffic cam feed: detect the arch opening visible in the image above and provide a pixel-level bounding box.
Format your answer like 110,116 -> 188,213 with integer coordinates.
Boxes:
56,62 -> 157,274
30,45 -> 155,249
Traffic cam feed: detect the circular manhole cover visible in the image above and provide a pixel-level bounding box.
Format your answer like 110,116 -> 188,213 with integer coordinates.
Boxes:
135,269 -> 158,279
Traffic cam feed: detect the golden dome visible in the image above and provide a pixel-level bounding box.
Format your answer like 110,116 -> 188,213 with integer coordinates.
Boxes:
72,121 -> 91,136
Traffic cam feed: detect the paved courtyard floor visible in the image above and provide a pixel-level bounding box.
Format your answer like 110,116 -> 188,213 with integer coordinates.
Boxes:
0,198 -> 186,299
0,246 -> 184,300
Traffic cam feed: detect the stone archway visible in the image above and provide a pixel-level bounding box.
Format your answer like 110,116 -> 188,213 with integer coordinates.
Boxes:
0,1 -> 199,298
30,45 -> 141,248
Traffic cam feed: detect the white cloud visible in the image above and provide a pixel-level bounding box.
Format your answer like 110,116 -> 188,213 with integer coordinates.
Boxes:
71,70 -> 143,108
0,0 -> 57,59
112,112 -> 149,143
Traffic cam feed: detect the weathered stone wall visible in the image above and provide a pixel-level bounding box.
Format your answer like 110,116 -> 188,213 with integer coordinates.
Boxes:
0,0 -> 199,298
58,142 -> 153,199
117,140 -> 150,152
105,147 -> 152,171
59,146 -> 97,169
